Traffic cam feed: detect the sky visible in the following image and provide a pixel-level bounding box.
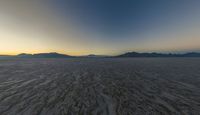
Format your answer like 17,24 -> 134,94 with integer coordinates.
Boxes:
0,0 -> 200,55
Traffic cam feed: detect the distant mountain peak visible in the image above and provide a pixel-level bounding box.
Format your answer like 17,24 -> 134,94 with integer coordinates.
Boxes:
17,52 -> 72,58
117,52 -> 200,57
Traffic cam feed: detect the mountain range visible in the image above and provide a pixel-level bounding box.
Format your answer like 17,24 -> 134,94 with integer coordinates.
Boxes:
16,52 -> 73,58
117,52 -> 200,57
1,52 -> 200,58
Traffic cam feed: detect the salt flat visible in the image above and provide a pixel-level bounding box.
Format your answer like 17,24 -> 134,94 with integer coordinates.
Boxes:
0,58 -> 200,115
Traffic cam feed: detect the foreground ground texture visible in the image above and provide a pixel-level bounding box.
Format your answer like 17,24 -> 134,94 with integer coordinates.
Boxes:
0,58 -> 200,115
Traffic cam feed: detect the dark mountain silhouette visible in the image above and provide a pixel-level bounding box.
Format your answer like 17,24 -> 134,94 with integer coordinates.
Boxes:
17,53 -> 33,58
1,52 -> 200,58
117,52 -> 200,57
182,52 -> 200,57
17,52 -> 73,58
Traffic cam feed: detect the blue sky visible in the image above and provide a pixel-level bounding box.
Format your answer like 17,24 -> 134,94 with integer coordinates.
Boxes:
0,0 -> 200,55
49,0 -> 199,37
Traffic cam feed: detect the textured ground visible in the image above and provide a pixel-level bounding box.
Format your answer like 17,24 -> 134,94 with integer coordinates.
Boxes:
0,58 -> 200,115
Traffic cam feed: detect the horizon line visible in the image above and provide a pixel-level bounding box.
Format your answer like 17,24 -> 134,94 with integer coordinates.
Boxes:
1,51 -> 200,57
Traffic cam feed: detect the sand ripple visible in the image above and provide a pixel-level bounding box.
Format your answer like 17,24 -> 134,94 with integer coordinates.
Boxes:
0,58 -> 200,115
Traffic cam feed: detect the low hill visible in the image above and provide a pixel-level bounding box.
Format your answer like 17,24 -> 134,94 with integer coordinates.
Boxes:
117,52 -> 200,57
17,52 -> 73,58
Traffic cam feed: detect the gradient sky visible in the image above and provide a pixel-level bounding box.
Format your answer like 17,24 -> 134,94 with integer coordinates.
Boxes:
0,0 -> 200,55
